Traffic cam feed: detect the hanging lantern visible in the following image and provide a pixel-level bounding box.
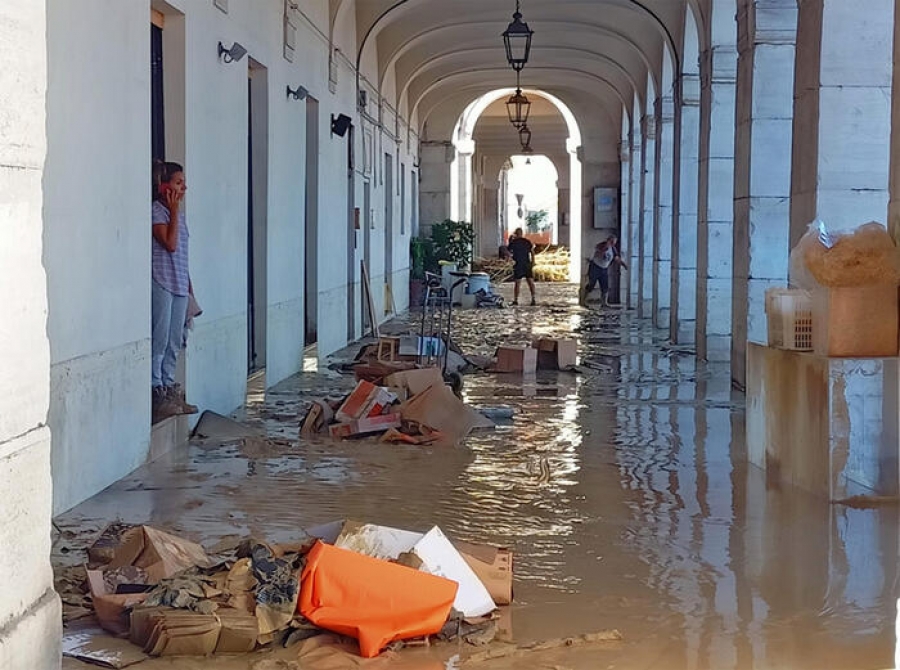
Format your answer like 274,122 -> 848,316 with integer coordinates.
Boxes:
518,124 -> 532,151
506,88 -> 531,129
502,0 -> 534,72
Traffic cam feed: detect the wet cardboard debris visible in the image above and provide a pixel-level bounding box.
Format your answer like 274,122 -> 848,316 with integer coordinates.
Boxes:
532,337 -> 578,370
63,519 -> 515,663
302,367 -> 493,445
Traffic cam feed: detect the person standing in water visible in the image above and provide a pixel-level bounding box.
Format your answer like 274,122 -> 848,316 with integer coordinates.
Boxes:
151,161 -> 199,422
508,227 -> 537,306
580,234 -> 627,307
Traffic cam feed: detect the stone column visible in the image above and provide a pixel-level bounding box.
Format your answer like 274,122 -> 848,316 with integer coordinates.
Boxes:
671,73 -> 700,344
418,141 -> 454,236
640,112 -> 657,319
891,0 -> 900,243
456,139 -> 475,224
791,0 -> 894,242
654,94 -> 675,328
697,42 -> 738,362
732,0 -> 797,388
629,125 -> 642,308
0,2 -> 62,667
620,133 -> 632,305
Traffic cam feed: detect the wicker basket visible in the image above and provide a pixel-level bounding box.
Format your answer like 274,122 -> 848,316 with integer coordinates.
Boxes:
766,288 -> 813,351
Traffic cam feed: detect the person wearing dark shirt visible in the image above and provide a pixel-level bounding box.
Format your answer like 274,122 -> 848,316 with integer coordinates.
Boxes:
507,227 -> 536,306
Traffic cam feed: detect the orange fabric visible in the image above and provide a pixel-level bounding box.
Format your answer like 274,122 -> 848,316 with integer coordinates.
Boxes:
299,541 -> 458,658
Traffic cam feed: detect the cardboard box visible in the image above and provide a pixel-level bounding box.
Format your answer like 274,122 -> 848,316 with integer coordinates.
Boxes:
107,526 -> 210,583
336,380 -> 379,422
86,569 -> 151,635
532,338 -> 577,370
383,367 -> 444,397
454,541 -> 513,606
328,413 -> 402,439
364,387 -> 398,418
494,346 -> 537,373
812,285 -> 899,357
301,400 -> 334,437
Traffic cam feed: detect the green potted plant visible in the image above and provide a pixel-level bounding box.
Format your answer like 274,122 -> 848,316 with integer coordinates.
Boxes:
430,219 -> 476,270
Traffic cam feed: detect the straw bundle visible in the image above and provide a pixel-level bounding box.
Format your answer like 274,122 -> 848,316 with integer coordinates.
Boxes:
474,246 -> 572,283
803,223 -> 900,287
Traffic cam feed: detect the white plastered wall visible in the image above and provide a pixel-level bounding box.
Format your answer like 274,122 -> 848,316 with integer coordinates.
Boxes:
0,1 -> 62,666
42,0 -> 416,513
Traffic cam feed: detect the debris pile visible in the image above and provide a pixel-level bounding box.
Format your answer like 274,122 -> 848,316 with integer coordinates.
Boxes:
303,371 -> 494,446
475,246 -> 572,283
63,520 -> 524,662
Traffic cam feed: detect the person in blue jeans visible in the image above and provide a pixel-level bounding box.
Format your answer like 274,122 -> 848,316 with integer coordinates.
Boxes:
580,235 -> 627,307
151,161 -> 198,422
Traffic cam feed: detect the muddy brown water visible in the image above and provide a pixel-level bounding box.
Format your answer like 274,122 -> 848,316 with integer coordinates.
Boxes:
57,285 -> 898,670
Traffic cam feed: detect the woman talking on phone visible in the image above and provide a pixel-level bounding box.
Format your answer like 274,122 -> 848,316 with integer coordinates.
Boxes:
151,161 -> 198,422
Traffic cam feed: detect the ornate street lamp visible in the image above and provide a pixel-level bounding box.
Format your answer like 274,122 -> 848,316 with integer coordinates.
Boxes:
502,0 -> 534,72
518,124 -> 532,150
506,73 -> 531,129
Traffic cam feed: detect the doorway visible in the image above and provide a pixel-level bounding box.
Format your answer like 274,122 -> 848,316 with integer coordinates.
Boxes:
247,60 -> 268,378
383,153 -> 394,292
150,22 -> 165,161
346,125 -> 356,341
304,97 -> 319,346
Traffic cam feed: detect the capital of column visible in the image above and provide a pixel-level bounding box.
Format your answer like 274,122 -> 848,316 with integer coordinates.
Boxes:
659,95 -> 675,124
642,114 -> 657,141
754,0 -> 798,45
681,73 -> 701,107
455,138 -> 476,156
702,45 -> 738,87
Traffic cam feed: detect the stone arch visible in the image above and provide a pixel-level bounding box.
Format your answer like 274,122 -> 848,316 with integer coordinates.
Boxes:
450,89 -> 585,281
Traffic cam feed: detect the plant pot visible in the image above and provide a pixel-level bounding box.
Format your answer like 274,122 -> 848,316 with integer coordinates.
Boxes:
409,279 -> 426,308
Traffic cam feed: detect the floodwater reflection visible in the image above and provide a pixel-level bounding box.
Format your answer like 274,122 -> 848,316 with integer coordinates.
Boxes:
56,285 -> 898,670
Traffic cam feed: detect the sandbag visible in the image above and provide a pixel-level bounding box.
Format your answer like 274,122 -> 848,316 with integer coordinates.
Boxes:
298,541 -> 458,658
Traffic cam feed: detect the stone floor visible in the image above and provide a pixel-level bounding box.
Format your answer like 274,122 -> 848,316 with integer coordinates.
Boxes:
55,284 -> 898,670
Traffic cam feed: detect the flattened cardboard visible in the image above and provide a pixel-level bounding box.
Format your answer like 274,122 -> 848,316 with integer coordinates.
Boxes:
383,367 -> 444,396
453,541 -> 513,606
398,384 -> 494,445
215,608 -> 259,653
131,607 -> 221,657
62,625 -> 149,668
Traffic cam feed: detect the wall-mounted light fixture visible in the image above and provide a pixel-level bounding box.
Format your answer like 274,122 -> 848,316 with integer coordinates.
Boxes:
502,0 -> 534,72
331,113 -> 352,138
286,85 -> 308,101
218,41 -> 247,63
358,90 -> 368,110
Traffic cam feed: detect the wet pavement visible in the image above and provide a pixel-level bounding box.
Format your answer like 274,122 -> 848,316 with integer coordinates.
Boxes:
56,284 -> 898,670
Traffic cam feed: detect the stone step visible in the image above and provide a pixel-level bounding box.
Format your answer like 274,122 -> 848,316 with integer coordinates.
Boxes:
149,414 -> 190,462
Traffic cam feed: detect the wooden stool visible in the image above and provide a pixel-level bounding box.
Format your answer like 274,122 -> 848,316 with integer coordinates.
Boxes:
376,337 -> 401,362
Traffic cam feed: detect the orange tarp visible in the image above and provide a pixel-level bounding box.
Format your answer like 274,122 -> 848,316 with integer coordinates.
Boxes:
298,541 -> 458,658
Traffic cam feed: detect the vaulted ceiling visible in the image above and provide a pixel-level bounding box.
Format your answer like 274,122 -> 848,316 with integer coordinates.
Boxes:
327,0 -> 704,142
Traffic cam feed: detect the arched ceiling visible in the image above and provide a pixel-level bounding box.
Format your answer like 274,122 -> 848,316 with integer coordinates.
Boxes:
330,0 -> 700,140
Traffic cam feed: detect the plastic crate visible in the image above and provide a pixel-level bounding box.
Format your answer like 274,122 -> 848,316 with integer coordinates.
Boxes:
766,288 -> 813,351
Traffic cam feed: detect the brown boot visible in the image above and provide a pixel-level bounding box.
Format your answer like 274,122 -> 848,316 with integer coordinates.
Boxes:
167,384 -> 198,415
152,386 -> 181,424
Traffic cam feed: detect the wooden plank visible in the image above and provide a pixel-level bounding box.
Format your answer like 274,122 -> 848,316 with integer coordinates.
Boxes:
360,260 -> 380,338
151,9 -> 165,28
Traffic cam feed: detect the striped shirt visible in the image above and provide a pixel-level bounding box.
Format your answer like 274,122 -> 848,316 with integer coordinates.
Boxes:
151,200 -> 190,296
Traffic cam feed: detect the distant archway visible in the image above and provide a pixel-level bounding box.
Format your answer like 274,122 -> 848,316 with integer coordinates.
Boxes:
450,89 -> 583,281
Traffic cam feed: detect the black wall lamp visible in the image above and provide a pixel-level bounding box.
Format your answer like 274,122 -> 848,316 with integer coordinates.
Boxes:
218,41 -> 247,63
287,85 -> 308,100
331,113 -> 352,137
502,0 -> 534,72
518,124 -> 532,150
